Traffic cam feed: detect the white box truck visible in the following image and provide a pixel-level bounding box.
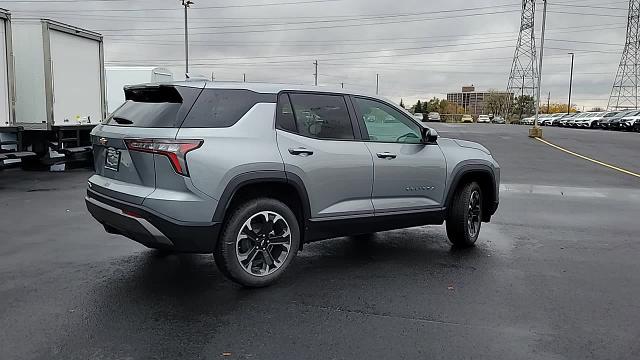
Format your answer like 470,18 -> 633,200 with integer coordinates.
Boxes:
0,9 -> 14,128
106,66 -> 173,114
8,19 -> 105,161
0,9 -> 18,167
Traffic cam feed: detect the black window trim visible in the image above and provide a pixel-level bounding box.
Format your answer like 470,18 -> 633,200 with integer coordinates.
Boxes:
275,93 -> 298,133
349,95 -> 425,144
178,88 -> 277,129
275,90 -> 363,142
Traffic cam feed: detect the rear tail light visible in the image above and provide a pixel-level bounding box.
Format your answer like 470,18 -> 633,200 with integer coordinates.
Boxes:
125,139 -> 203,176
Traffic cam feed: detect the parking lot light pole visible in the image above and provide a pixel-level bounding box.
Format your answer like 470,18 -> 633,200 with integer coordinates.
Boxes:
568,52 -> 574,114
530,0 -> 547,138
181,0 -> 194,76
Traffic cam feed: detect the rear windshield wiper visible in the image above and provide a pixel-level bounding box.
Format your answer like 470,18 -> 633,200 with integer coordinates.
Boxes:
112,117 -> 133,125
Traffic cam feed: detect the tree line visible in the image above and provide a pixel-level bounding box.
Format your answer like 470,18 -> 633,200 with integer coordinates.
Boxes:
405,92 -> 579,118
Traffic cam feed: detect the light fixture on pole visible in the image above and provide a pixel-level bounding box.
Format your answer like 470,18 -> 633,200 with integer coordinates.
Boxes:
567,52 -> 574,114
530,0 -> 547,138
181,0 -> 194,77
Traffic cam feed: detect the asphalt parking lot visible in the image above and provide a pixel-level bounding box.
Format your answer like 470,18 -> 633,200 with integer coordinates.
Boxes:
1,124 -> 639,359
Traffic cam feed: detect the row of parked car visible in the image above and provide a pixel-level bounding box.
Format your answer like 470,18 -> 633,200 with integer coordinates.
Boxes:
519,110 -> 640,131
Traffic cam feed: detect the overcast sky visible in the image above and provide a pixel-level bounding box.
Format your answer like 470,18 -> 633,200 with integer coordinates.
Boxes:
2,0 -> 630,109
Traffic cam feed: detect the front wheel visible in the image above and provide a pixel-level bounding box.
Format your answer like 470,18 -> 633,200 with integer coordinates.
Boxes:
214,198 -> 300,287
446,182 -> 482,247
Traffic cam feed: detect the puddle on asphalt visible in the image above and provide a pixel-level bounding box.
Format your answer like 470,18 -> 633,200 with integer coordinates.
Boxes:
500,183 -> 640,201
478,223 -> 514,255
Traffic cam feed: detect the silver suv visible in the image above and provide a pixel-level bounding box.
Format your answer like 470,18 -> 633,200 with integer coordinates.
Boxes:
86,81 -> 500,287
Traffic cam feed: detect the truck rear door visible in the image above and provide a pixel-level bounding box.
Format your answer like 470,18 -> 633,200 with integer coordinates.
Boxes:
49,28 -> 102,126
0,16 -> 10,126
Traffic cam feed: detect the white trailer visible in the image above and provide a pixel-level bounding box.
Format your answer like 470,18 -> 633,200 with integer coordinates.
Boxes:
0,9 -> 14,128
0,9 -> 18,167
106,66 -> 173,113
7,19 -> 105,160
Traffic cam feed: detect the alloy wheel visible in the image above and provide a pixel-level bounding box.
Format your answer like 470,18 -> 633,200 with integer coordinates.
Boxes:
467,190 -> 481,238
236,211 -> 292,277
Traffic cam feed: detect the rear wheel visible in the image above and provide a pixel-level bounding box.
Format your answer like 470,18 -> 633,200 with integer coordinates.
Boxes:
214,198 -> 300,287
446,182 -> 482,247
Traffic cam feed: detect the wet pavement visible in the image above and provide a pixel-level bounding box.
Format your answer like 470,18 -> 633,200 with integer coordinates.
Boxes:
1,124 -> 639,359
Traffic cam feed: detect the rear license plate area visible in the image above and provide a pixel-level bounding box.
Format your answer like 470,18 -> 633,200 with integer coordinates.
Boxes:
105,148 -> 121,171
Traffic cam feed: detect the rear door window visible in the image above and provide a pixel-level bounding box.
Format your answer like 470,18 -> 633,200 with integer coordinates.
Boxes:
104,85 -> 201,127
181,89 -> 276,128
287,93 -> 355,140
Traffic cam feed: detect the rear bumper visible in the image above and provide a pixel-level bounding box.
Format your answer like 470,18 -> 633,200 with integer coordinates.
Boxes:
86,188 -> 220,253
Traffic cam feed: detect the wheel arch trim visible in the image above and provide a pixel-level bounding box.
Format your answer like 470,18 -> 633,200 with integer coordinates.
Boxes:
212,170 -> 311,224
444,161 -> 498,213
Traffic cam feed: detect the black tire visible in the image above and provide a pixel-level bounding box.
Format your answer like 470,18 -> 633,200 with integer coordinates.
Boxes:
446,182 -> 482,247
214,198 -> 300,287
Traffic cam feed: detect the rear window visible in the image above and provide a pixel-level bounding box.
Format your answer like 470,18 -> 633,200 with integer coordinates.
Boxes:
181,89 -> 276,128
104,86 -> 201,127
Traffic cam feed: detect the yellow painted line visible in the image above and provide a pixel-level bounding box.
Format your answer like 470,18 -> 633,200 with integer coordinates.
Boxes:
535,137 -> 640,179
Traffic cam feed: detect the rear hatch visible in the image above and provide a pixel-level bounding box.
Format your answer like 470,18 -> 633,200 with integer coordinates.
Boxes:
90,84 -> 203,204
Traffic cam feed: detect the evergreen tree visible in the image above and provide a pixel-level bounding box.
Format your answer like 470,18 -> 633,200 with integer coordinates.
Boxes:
414,100 -> 423,113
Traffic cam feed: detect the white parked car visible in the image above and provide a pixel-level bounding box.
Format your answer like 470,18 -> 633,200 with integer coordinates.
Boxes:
620,111 -> 640,131
577,112 -> 606,128
427,112 -> 441,122
461,114 -> 474,123
544,113 -> 566,126
412,112 -> 424,121
477,115 -> 491,123
521,116 -> 535,125
536,114 -> 553,126
569,112 -> 591,127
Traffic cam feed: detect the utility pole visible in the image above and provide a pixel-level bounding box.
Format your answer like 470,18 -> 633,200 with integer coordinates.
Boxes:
568,52 -> 574,114
181,0 -> 194,76
531,0 -> 547,138
546,91 -> 551,113
243,73 -> 246,82
341,82 -> 344,89
313,60 -> 318,86
376,73 -> 379,95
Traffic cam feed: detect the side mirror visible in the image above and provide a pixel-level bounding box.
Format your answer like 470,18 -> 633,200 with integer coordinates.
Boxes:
421,127 -> 438,144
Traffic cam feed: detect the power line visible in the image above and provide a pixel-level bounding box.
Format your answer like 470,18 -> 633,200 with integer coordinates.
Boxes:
103,24 -> 600,45
551,3 -> 627,11
101,9 -> 522,37
10,0 -> 343,11
106,45 -> 517,67
546,10 -> 627,18
90,3 -> 520,31
10,0 -> 128,2
106,38 -> 517,63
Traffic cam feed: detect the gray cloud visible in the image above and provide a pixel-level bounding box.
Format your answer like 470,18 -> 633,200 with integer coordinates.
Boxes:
3,0 -> 628,108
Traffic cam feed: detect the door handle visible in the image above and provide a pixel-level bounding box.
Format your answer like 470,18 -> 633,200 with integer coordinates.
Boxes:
376,152 -> 397,159
288,148 -> 314,156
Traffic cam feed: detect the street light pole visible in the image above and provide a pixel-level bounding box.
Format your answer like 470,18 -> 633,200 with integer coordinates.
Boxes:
531,0 -> 547,138
313,60 -> 318,86
567,52 -> 574,114
181,0 -> 193,76
376,73 -> 379,95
